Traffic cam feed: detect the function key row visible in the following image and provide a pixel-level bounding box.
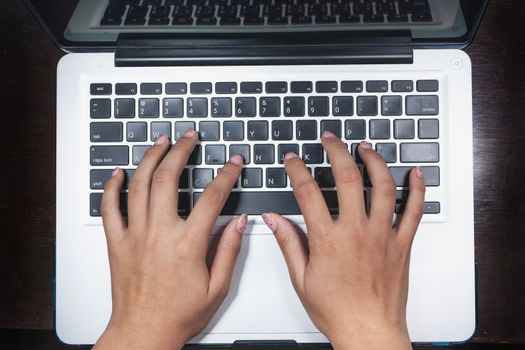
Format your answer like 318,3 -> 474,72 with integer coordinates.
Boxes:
90,80 -> 439,96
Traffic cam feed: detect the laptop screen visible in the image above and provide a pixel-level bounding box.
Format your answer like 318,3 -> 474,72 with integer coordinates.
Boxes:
25,0 -> 488,52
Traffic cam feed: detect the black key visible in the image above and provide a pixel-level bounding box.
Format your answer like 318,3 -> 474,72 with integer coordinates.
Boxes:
90,169 -> 135,190
406,95 -> 439,115
90,99 -> 111,119
165,82 -> 187,95
332,96 -> 353,116
364,14 -> 384,23
174,121 -> 196,140
391,80 -> 413,92
196,16 -> 217,25
417,80 -> 439,92
259,97 -> 280,118
267,16 -> 289,24
381,96 -> 402,116
241,168 -> 263,188
247,121 -> 268,141
124,16 -> 146,25
101,15 -> 123,26
140,83 -> 162,95
193,190 -> 338,215
302,144 -> 323,164
240,82 -> 263,94
394,190 -> 408,213
291,15 -> 312,24
193,168 -> 214,188
235,97 -> 257,117
265,81 -> 287,94
316,15 -> 336,23
350,143 -> 364,164
198,121 -> 220,141
190,82 -> 213,94
411,12 -> 432,22
357,96 -> 378,116
345,120 -> 366,140
369,119 -> 390,139
163,98 -> 184,118
223,121 -> 244,141
296,120 -> 317,140
115,83 -> 137,95
114,98 -> 135,118
254,144 -> 274,164
90,193 -> 128,217
132,145 -> 150,165
394,119 -> 415,139
172,17 -> 193,25
375,143 -> 397,163
339,14 -> 360,23
215,82 -> 238,94
220,16 -> 242,25
272,120 -> 293,140
316,81 -> 338,93
196,4 -> 215,17
284,97 -> 305,117
90,83 -> 112,95
90,146 -> 128,166
149,16 -> 170,25
150,122 -> 171,141
390,166 -> 440,187
230,145 -> 250,164
400,143 -> 439,163
244,17 -> 265,26
315,167 -> 335,187
418,119 -> 439,139
308,96 -> 329,117
126,122 -> 147,142
291,81 -> 313,93
424,202 -> 441,214
187,98 -> 208,118
266,168 -> 287,188
366,80 -> 388,93
211,97 -> 232,117
90,122 -> 123,142
388,14 -> 408,22
278,144 -> 299,164
320,120 -> 341,138
188,145 -> 202,165
205,145 -> 226,164
128,5 -> 148,17
341,81 -> 363,93
138,98 -> 159,118
179,168 -> 190,189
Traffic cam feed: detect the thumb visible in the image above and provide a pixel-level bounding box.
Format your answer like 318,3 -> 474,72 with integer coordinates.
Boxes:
262,212 -> 307,292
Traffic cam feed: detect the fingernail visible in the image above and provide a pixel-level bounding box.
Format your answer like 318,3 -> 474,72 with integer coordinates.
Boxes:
322,130 -> 335,138
359,141 -> 372,149
230,154 -> 244,165
236,214 -> 248,233
284,152 -> 298,160
262,213 -> 277,232
155,135 -> 167,145
183,129 -> 195,138
112,167 -> 120,176
416,166 -> 424,178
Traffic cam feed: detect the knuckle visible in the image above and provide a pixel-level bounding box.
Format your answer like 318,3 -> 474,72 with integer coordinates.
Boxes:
377,181 -> 397,199
127,179 -> 144,195
337,166 -> 361,185
100,201 -> 114,217
152,167 -> 174,184
294,180 -> 319,201
219,165 -> 240,182
408,205 -> 424,223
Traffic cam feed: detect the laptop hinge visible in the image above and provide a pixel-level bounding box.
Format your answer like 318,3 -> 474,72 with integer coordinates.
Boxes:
115,32 -> 413,67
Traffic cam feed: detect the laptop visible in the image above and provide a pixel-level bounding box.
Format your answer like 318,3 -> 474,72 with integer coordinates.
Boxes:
25,0 -> 487,346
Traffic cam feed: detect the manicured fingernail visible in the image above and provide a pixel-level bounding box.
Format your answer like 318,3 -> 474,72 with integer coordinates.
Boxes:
322,130 -> 335,138
262,213 -> 277,232
359,141 -> 372,149
230,154 -> 244,165
284,152 -> 298,160
155,135 -> 167,145
416,166 -> 424,178
236,214 -> 248,233
112,167 -> 121,176
183,129 -> 195,138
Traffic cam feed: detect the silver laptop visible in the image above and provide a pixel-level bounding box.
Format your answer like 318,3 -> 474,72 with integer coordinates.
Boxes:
25,0 -> 487,346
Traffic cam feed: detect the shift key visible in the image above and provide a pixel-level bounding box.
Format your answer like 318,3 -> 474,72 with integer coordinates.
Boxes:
90,146 -> 129,166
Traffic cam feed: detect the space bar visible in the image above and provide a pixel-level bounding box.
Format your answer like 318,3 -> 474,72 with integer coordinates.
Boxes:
193,191 -> 339,215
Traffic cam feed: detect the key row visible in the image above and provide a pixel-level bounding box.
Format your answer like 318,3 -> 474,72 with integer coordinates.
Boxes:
90,95 -> 439,119
90,80 -> 439,96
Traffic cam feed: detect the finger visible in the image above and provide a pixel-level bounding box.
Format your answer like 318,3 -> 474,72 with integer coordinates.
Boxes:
396,167 -> 425,244
149,129 -> 198,224
262,213 -> 307,293
320,131 -> 366,224
101,168 -> 127,243
208,214 -> 246,301
186,154 -> 243,245
358,141 -> 396,226
127,135 -> 170,229
284,152 -> 333,234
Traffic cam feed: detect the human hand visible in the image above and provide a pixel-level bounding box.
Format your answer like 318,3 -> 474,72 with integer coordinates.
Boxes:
262,132 -> 425,350
93,130 -> 247,350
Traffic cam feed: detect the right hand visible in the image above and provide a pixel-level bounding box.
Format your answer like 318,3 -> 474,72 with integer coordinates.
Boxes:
262,132 -> 425,350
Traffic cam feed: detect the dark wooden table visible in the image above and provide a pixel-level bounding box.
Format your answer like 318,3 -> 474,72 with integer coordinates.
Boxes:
1,0 -> 524,347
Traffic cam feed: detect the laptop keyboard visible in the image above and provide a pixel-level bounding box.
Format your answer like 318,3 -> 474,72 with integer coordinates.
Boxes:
100,0 -> 433,27
89,77 -> 441,218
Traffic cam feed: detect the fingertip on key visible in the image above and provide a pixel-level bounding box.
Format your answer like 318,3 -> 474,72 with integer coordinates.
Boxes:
229,154 -> 244,165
